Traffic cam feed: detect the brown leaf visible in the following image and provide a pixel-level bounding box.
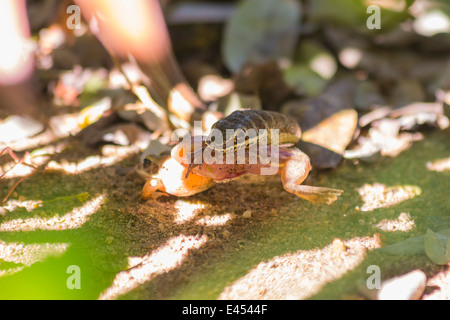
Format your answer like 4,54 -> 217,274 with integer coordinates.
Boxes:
302,109 -> 358,155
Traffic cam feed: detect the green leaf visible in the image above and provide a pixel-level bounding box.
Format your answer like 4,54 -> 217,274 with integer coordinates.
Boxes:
378,228 -> 450,259
308,0 -> 411,32
283,65 -> 328,97
222,0 -> 301,73
378,235 -> 425,255
293,41 -> 337,80
424,229 -> 450,265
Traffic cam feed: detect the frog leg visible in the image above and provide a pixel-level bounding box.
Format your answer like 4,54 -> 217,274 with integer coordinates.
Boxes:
280,147 -> 343,204
142,177 -> 165,200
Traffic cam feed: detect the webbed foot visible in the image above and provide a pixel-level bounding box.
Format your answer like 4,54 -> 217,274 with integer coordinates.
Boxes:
286,185 -> 343,205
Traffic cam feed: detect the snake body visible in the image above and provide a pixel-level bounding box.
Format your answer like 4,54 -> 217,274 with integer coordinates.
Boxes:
206,110 -> 302,153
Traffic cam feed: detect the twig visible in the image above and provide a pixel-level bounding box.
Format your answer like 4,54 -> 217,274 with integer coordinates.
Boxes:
109,52 -> 169,126
0,147 -> 38,204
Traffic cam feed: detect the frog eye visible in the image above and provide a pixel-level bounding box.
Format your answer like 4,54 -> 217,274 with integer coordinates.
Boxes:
143,158 -> 152,168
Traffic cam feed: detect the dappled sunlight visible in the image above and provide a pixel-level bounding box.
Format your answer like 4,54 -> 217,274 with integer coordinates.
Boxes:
197,74 -> 233,102
357,183 -> 421,212
1,98 -> 111,151
0,199 -> 42,215
219,235 -> 382,300
0,194 -> 105,232
45,145 -> 143,174
423,268 -> 450,300
0,113 -> 80,152
168,86 -> 196,125
99,234 -> 208,300
426,157 -> 450,172
174,200 -> 205,224
46,156 -> 103,174
374,212 -> 415,232
0,241 -> 69,278
1,155 -> 47,180
0,116 -> 43,145
196,213 -> 234,227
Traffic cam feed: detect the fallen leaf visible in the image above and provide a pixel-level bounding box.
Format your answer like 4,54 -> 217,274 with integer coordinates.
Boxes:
379,228 -> 450,258
302,109 -> 358,155
378,235 -> 426,255
424,229 -> 450,265
0,116 -> 44,144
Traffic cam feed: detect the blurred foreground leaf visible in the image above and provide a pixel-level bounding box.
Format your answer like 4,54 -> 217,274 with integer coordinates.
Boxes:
309,0 -> 411,32
222,0 -> 301,73
283,65 -> 327,97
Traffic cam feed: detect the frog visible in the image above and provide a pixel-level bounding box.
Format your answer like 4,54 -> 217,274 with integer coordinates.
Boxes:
142,110 -> 343,204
